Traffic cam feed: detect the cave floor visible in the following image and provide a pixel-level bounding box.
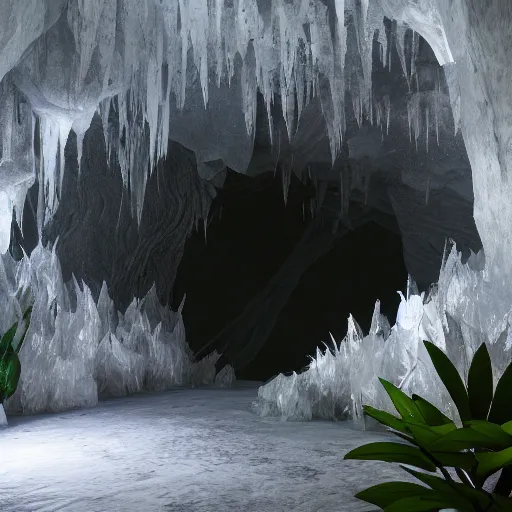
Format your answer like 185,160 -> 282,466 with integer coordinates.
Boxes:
0,382 -> 406,512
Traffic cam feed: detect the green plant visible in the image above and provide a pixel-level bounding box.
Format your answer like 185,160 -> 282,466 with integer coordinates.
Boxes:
0,307 -> 32,404
344,340 -> 512,511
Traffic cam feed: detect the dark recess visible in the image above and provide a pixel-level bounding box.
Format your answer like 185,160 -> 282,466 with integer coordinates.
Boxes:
173,169 -> 408,382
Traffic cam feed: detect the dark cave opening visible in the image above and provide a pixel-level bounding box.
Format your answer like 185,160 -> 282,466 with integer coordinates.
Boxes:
172,169 -> 311,351
241,221 -> 407,381
173,169 -> 408,382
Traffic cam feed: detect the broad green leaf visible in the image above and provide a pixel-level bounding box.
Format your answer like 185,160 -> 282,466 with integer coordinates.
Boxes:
412,394 -> 454,426
403,424 -> 439,447
488,363 -> 512,425
432,451 -> 478,471
343,442 -> 437,472
0,322 -> 18,355
391,430 -> 418,446
424,340 -> 471,422
432,422 -> 512,451
404,422 -> 457,448
355,481 -> 431,509
431,423 -> 459,435
363,405 -> 408,434
468,342 -> 494,420
383,494 -> 462,512
502,421 -> 512,436
476,447 -> 512,479
378,378 -> 424,423
0,351 -> 21,399
469,421 -> 512,445
401,465 -> 492,510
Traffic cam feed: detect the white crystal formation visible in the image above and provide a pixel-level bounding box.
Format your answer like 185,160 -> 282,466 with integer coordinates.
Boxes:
255,244 -> 512,426
0,0 -> 458,248
1,243 -> 219,415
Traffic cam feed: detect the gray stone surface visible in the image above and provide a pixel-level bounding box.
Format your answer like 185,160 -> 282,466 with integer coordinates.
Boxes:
1,383 -> 413,512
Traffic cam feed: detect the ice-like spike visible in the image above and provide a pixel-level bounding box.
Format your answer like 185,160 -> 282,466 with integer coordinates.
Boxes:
178,293 -> 186,315
38,115 -> 72,222
370,300 -> 381,335
72,111 -> 95,174
395,24 -> 410,89
435,98 -> 440,145
407,93 -> 421,151
215,0 -> 223,85
425,106 -> 429,153
58,127 -> 67,197
200,190 -> 211,241
266,95 -> 274,147
99,99 -> 111,161
282,159 -> 292,206
274,131 -> 281,177
443,62 -> 461,135
405,275 -> 420,300
369,94 -> 374,126
388,21 -> 394,72
31,112 -> 36,179
335,0 -> 346,67
0,81 -> 14,163
411,30 -> 420,81
384,95 -> 391,135
407,100 -> 412,142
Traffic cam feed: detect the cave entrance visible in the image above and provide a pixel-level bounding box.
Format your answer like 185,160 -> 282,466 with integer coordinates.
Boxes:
173,169 -> 408,382
241,221 -> 407,381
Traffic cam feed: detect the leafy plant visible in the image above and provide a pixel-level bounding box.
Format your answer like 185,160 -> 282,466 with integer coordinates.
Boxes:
0,307 -> 32,404
344,340 -> 512,511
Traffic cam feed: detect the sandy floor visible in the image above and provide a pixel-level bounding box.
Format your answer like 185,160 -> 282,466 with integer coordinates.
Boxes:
0,382 -> 407,512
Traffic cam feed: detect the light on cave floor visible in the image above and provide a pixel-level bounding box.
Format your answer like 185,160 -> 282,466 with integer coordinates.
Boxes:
2,439 -> 90,471
1,385 -> 402,512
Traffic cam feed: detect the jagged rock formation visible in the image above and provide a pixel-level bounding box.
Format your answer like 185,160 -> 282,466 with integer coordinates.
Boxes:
1,244 -> 220,415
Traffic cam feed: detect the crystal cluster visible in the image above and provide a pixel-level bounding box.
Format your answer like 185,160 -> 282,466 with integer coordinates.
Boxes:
1,243 -> 221,414
254,244 -> 512,427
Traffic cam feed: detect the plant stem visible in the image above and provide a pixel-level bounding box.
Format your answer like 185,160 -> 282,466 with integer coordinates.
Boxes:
419,446 -> 455,483
420,447 -> 495,512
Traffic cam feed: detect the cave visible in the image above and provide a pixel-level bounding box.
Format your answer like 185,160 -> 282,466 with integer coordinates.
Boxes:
0,1 -> 511,511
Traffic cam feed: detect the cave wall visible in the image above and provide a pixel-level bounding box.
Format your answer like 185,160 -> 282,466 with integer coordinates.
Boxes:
18,115 -> 215,310
379,0 -> 512,282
